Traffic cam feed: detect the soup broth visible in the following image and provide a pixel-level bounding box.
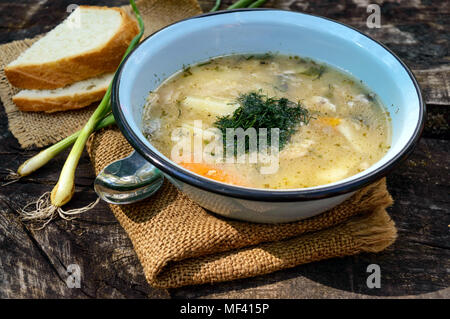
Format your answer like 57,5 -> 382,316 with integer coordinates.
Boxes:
142,54 -> 391,189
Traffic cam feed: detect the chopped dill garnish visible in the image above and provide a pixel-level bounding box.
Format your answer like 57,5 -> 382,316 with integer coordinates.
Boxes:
214,91 -> 311,153
300,64 -> 326,79
254,52 -> 274,60
366,92 -> 376,101
198,61 -> 212,66
182,65 -> 192,77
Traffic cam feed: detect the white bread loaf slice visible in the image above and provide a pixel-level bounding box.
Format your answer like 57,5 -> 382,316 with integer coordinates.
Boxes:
12,73 -> 113,113
5,6 -> 138,90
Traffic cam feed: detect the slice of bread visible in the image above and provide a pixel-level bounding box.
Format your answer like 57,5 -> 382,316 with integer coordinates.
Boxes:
5,6 -> 138,90
12,73 -> 113,113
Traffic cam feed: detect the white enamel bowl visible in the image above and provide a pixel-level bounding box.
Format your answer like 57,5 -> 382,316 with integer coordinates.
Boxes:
111,9 -> 425,223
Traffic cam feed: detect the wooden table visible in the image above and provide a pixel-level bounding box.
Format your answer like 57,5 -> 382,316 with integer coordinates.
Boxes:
0,0 -> 448,298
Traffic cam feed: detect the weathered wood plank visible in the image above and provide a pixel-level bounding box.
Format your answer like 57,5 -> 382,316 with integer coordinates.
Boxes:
415,69 -> 450,106
0,0 -> 448,299
0,107 -> 169,298
0,169 -> 170,298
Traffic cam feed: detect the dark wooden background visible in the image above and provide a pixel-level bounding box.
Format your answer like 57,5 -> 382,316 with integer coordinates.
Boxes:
0,0 -> 448,298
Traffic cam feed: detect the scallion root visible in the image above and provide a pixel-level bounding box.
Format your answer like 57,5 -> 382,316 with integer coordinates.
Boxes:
57,197 -> 100,219
20,192 -> 100,229
20,192 -> 56,229
2,168 -> 22,186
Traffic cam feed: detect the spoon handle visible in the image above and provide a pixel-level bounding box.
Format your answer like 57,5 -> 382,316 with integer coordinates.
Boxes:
94,151 -> 164,204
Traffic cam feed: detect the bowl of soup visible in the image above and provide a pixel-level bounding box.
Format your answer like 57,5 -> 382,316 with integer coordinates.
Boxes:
110,9 -> 424,223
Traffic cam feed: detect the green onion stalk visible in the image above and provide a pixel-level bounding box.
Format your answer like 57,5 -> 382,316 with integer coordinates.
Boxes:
17,113 -> 115,177
228,0 -> 257,9
50,0 -> 144,207
18,0 -> 144,226
210,0 -> 267,12
248,0 -> 268,8
209,0 -> 222,11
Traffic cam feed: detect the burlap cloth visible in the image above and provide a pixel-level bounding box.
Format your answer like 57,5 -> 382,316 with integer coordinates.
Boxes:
0,0 -> 397,288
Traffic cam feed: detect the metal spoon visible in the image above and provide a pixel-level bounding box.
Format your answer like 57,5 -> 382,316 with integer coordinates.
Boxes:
94,151 -> 164,204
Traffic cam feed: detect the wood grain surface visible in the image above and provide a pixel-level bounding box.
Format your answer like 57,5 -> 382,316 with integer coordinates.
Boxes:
0,0 -> 448,298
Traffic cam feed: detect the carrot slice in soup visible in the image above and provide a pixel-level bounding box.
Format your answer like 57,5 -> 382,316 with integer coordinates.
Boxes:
179,162 -> 244,186
317,117 -> 341,127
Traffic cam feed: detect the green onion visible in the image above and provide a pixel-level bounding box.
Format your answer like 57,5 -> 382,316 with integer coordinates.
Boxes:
210,0 -> 221,11
48,0 -> 143,207
18,0 -> 145,182
228,0 -> 255,9
219,0 -> 267,10
248,0 -> 268,8
18,113 -> 115,177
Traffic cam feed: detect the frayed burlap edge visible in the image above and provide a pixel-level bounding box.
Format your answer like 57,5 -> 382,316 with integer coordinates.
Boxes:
87,128 -> 396,289
152,209 -> 396,288
146,188 -> 396,288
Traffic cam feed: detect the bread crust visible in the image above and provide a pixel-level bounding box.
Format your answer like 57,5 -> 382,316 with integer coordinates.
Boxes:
5,6 -> 138,90
13,86 -> 108,113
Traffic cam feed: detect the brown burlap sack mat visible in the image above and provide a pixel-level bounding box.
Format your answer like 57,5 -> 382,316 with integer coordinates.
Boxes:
88,129 -> 396,288
0,0 -> 397,288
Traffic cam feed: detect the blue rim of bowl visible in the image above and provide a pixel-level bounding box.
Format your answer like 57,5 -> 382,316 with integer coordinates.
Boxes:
112,8 -> 426,202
